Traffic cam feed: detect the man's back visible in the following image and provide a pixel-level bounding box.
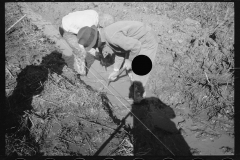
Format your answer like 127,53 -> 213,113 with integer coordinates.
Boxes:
62,10 -> 99,34
104,21 -> 148,41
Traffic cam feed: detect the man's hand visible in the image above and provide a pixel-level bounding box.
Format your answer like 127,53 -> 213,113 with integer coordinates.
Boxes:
108,70 -> 120,81
88,48 -> 97,56
123,59 -> 132,70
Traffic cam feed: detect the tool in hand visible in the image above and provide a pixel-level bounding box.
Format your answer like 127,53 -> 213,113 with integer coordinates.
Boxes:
107,67 -> 132,86
107,53 -> 131,86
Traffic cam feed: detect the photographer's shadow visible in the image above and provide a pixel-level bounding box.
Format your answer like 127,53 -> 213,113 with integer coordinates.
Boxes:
129,81 -> 192,156
5,51 -> 66,133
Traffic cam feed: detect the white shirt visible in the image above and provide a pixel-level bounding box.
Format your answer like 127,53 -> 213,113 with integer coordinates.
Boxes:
62,10 -> 99,34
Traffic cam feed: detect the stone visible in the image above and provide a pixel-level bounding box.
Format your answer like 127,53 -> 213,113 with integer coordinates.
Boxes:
178,39 -> 183,44
184,18 -> 200,26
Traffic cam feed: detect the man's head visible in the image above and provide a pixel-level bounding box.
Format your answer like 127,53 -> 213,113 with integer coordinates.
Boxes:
101,44 -> 114,58
100,53 -> 115,67
77,25 -> 102,52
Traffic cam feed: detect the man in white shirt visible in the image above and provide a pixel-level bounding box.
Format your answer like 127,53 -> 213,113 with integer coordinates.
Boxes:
62,10 -> 99,35
60,10 -> 115,76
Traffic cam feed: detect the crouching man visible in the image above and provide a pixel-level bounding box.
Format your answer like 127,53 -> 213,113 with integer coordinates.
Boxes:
59,10 -> 115,75
76,21 -> 158,97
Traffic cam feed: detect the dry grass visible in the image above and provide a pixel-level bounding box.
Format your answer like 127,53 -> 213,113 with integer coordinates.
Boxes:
5,2 -> 131,156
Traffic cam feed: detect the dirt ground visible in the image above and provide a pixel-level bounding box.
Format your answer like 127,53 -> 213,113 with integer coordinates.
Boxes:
5,2 -> 234,157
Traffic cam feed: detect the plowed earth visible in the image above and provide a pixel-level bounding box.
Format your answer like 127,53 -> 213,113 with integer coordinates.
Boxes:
5,2 -> 234,156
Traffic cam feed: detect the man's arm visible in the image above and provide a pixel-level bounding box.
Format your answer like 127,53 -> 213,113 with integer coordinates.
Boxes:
63,32 -> 86,58
112,33 -> 141,70
113,56 -> 124,71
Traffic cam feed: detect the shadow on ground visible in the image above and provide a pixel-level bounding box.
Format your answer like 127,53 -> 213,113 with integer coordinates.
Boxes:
129,81 -> 192,156
93,81 -> 192,156
5,50 -> 192,156
5,51 -> 66,155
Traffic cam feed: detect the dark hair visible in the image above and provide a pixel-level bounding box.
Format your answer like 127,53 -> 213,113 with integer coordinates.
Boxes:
100,53 -> 115,67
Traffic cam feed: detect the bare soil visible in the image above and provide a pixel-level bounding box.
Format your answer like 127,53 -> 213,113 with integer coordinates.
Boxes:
5,2 -> 234,156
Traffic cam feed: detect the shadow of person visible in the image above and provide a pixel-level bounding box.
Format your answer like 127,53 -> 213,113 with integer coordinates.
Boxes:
5,51 -> 67,155
129,81 -> 192,156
